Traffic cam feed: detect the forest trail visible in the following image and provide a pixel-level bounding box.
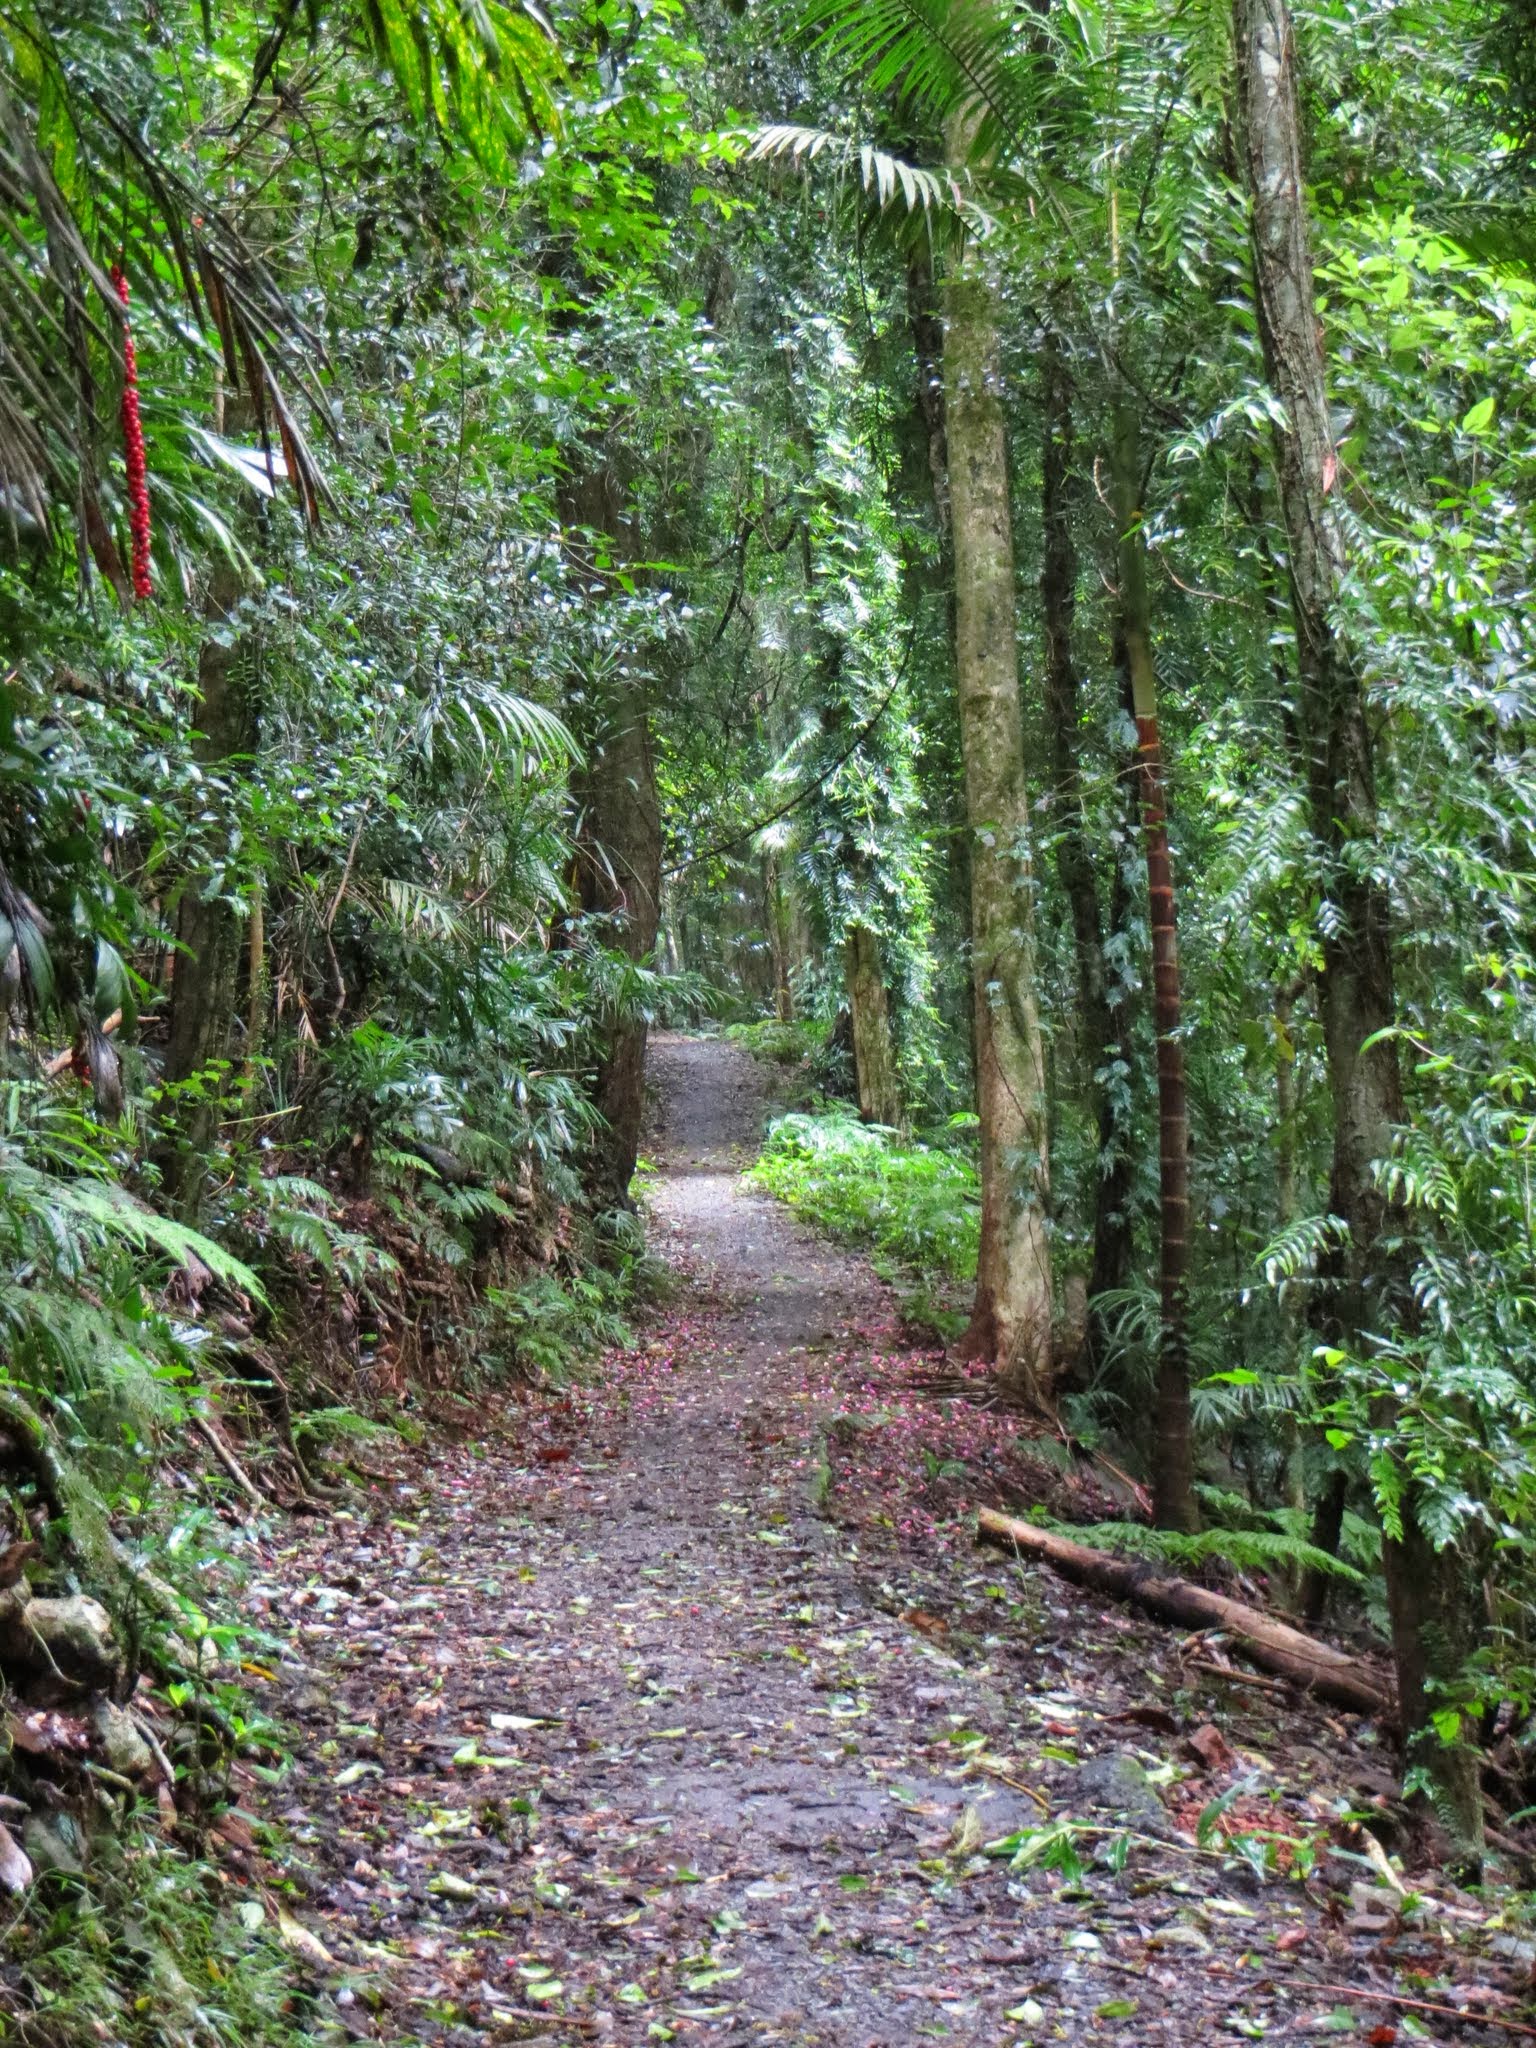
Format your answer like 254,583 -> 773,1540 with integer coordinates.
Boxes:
256,1038 -> 1503,2048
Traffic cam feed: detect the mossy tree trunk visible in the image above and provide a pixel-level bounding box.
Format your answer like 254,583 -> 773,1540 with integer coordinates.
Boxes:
844,922 -> 901,1128
158,563 -> 255,1221
560,456 -> 662,1213
941,212 -> 1054,1404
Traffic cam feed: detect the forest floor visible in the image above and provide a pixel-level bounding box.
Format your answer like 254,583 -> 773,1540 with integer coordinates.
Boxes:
246,1036 -> 1533,2047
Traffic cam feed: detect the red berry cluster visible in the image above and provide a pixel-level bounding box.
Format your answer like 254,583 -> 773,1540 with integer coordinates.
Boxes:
110,265 -> 153,601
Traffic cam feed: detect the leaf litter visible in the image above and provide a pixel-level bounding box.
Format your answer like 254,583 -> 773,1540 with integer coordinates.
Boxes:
233,1037 -> 1534,2046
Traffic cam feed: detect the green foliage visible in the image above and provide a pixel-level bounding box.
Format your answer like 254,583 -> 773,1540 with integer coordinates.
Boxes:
724,1018 -> 824,1066
749,1110 -> 978,1281
0,0 -> 1532,1953
1304,970 -> 1536,1721
746,124 -> 967,223
486,1268 -> 633,1382
4,1820 -> 322,2048
1058,1518 -> 1365,1587
0,1084 -> 254,1513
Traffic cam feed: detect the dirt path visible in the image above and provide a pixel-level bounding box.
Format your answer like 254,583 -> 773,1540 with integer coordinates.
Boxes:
254,1037 -> 1510,2047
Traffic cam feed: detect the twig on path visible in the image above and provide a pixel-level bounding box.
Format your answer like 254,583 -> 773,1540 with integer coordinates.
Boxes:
1297,1984 -> 1536,2038
971,1758 -> 1051,1811
1183,1655 -> 1291,1696
194,1415 -> 269,1517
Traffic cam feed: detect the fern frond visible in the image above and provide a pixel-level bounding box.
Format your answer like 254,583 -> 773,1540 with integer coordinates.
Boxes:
0,1156 -> 265,1298
1065,1519 -> 1365,1584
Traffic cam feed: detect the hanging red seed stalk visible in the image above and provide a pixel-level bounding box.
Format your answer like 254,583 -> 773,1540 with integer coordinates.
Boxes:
110,265 -> 153,600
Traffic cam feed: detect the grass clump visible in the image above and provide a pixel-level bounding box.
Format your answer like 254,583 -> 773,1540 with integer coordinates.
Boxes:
748,1110 -> 979,1281
3,1822 -> 337,2048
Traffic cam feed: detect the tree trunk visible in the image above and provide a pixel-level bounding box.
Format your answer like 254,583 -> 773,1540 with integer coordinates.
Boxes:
941,205 -> 1054,1403
1039,326 -> 1133,1356
572,692 -> 661,1208
1110,402 -> 1199,1534
244,878 -> 267,1081
158,563 -> 254,1220
844,923 -> 901,1127
908,251 -> 978,1108
766,853 -> 795,1023
1235,0 -> 1482,1848
560,457 -> 662,1213
1271,980 -> 1313,1536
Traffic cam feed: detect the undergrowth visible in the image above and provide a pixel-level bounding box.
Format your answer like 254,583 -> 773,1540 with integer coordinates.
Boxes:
747,1109 -> 979,1282
724,1018 -> 824,1066
1046,1515 -> 1364,1587
0,1062 -> 655,2048
1,1826 -> 333,2048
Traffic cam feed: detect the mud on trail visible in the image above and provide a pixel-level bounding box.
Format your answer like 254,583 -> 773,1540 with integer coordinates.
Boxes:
252,1037 -> 1522,2047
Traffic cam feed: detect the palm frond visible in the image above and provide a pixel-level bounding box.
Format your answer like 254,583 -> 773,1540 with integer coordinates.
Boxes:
357,0 -> 562,160
746,123 -> 970,222
413,680 -> 577,769
799,0 -> 1048,169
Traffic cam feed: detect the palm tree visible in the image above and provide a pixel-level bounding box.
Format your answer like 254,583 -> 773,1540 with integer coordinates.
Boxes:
0,0 -> 559,571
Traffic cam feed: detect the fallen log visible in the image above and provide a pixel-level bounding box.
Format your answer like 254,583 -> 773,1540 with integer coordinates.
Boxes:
975,1508 -> 1391,1719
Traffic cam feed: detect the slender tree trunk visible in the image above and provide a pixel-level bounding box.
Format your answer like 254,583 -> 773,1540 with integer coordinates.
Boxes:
1272,981 -> 1310,1513
571,691 -> 661,1208
908,252 -> 978,1108
844,922 -> 901,1127
941,213 -> 1054,1402
560,458 -> 662,1213
244,879 -> 268,1080
158,562 -> 254,1220
1110,401 -> 1199,1534
1235,0 -> 1482,1848
765,854 -> 794,1023
1040,327 -> 1133,1356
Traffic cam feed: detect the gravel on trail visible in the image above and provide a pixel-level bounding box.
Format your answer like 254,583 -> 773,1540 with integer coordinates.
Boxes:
247,1035 -> 1523,2047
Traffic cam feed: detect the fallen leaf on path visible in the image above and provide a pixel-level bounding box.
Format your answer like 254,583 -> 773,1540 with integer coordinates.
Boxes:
901,1608 -> 948,1641
1111,1705 -> 1180,1736
277,1909 -> 339,1970
1184,1723 -> 1237,1773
